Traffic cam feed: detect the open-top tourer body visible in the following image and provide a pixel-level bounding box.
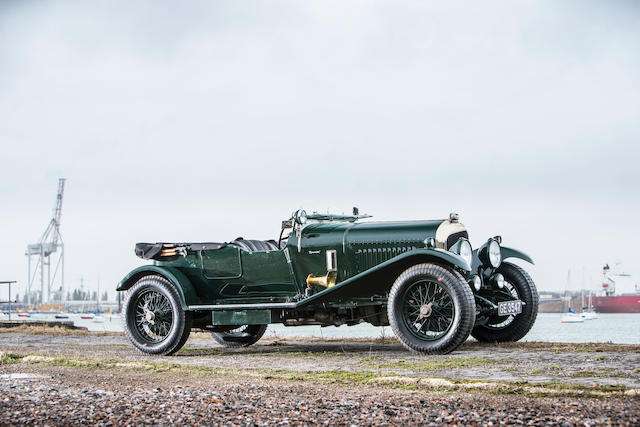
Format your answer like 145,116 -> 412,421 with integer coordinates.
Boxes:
117,209 -> 538,355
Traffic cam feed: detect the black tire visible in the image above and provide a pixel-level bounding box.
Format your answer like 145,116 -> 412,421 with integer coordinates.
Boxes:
122,275 -> 192,355
388,263 -> 476,354
211,324 -> 268,348
471,262 -> 538,342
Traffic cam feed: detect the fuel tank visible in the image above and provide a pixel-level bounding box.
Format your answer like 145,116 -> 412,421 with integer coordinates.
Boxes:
286,219 -> 467,286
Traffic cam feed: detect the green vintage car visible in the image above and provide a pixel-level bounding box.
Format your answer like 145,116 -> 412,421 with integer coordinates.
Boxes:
117,209 -> 538,355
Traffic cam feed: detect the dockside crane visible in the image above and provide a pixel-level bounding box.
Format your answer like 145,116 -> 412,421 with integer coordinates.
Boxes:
25,178 -> 66,306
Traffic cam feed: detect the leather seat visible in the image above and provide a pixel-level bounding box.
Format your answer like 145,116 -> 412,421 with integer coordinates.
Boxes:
231,238 -> 279,251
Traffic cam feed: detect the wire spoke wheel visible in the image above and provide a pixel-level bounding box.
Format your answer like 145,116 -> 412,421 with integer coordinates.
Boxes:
471,262 -> 539,343
402,279 -> 455,341
123,275 -> 192,355
133,289 -> 174,343
388,263 -> 475,354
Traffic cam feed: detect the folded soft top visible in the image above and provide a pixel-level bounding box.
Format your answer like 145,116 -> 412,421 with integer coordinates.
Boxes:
135,242 -> 227,260
135,238 -> 280,260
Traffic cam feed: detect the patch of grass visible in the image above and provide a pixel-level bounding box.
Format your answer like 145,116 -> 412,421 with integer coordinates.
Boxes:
257,335 -> 399,344
592,355 -> 607,361
482,341 -> 640,353
174,348 -> 227,356
570,370 -> 600,378
544,381 -> 628,393
287,370 -> 378,385
7,351 -> 637,399
13,352 -> 215,375
489,380 -> 629,399
176,347 -> 345,359
568,369 -> 626,378
492,386 -> 524,395
531,365 -> 561,374
359,356 -> 495,371
0,352 -> 23,364
0,324 -> 120,336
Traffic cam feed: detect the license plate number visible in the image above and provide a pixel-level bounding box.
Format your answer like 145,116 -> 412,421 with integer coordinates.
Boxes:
498,300 -> 523,316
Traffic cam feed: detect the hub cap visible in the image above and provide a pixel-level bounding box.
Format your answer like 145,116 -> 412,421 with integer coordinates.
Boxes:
403,280 -> 455,341
134,290 -> 173,343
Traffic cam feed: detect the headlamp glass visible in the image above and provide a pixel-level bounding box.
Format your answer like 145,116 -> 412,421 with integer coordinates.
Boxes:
488,240 -> 501,267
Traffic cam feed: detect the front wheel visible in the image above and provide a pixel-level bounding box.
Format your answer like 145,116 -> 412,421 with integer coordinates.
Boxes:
388,263 -> 476,354
122,275 -> 192,355
211,324 -> 268,348
471,262 -> 538,342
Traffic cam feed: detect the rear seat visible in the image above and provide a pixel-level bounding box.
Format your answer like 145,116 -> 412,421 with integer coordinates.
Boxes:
230,238 -> 279,251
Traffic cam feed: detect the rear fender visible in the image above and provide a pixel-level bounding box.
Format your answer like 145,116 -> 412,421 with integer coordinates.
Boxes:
297,248 -> 470,308
116,265 -> 200,310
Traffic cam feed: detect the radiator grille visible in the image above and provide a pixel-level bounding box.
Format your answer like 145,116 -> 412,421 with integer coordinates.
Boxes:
446,231 -> 469,250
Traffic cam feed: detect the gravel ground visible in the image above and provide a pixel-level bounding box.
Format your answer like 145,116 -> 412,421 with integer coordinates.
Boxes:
1,365 -> 639,426
1,332 -> 638,388
1,330 -> 639,425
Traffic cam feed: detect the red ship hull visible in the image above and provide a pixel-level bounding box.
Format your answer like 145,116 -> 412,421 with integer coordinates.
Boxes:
592,295 -> 640,313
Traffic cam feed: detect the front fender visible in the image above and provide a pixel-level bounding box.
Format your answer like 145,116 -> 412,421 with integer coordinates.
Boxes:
116,265 -> 200,310
500,246 -> 534,265
472,245 -> 534,270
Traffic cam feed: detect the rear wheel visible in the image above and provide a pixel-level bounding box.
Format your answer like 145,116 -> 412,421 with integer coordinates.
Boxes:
471,262 -> 538,342
211,324 -> 268,348
122,275 -> 192,355
388,263 -> 475,354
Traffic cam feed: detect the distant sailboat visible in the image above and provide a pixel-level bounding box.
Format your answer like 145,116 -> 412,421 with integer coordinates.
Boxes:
561,270 -> 585,323
561,307 -> 585,323
580,269 -> 598,320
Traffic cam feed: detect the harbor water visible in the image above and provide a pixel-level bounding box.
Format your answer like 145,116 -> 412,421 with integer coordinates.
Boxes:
5,312 -> 639,344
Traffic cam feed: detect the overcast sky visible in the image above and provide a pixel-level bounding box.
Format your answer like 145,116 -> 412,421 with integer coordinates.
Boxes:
1,1 -> 639,301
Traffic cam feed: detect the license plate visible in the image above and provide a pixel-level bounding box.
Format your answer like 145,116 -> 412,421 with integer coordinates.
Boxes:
498,300 -> 523,316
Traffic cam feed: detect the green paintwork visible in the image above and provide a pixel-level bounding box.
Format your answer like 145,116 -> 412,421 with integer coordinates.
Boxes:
500,246 -> 534,265
117,214 -> 531,329
201,246 -> 242,279
471,245 -> 534,272
116,265 -> 201,309
287,220 -> 444,285
182,247 -> 470,311
211,310 -> 271,325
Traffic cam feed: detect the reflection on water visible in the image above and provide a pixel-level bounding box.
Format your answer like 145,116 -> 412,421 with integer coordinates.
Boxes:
3,312 -> 639,344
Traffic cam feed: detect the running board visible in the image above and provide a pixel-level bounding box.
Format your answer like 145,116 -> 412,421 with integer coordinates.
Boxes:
188,303 -> 297,311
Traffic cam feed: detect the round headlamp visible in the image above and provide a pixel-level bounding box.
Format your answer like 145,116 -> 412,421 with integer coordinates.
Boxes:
491,273 -> 505,289
469,275 -> 481,291
458,239 -> 472,267
488,240 -> 502,268
448,238 -> 473,267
